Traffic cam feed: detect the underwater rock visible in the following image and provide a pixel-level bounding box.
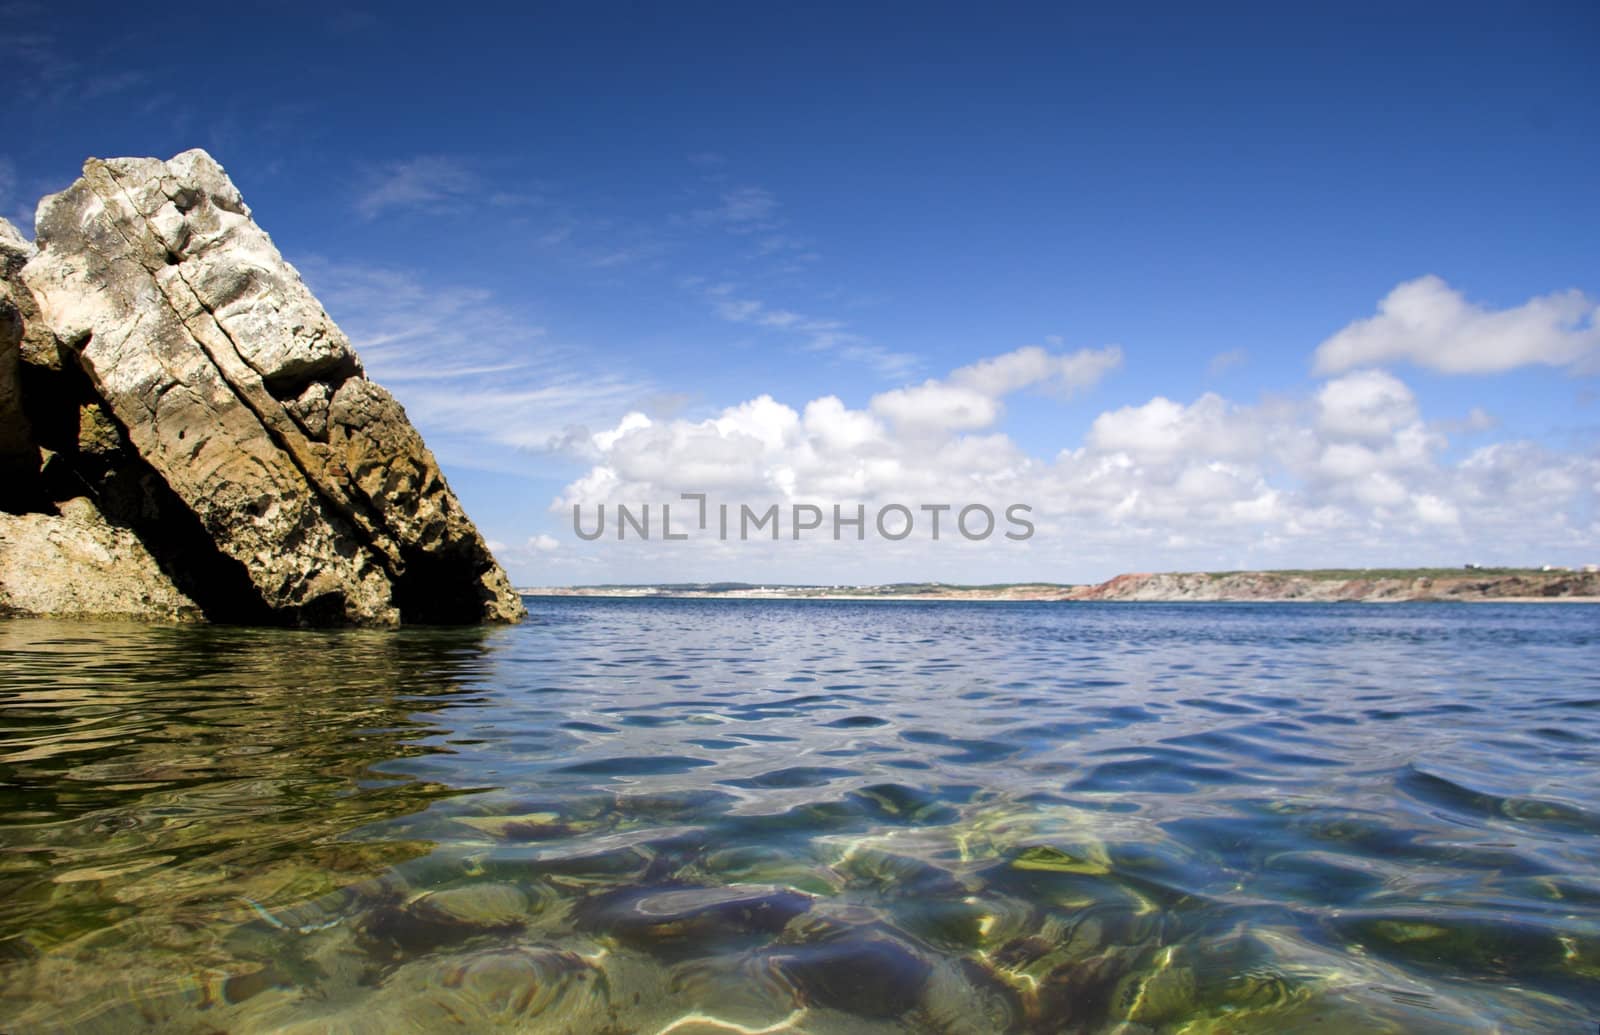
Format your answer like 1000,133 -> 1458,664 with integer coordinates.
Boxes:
768,934 -> 933,1018
577,884 -> 812,951
358,882 -> 530,958
409,882 -> 532,929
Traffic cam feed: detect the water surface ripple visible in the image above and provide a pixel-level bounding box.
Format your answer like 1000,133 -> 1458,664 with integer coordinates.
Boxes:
0,600 -> 1597,1032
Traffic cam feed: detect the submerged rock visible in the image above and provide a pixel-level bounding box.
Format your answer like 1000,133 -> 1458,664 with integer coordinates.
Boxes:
767,934 -> 933,1018
577,884 -> 812,952
408,882 -> 533,930
358,882 -> 530,960
1,152 -> 524,626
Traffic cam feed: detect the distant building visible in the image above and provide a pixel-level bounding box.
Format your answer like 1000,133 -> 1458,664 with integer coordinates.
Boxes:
1541,564 -> 1573,572
1463,563 -> 1481,569
1584,564 -> 1599,574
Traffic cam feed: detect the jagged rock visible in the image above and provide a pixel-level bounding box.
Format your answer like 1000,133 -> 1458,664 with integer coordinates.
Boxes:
0,218 -> 40,495
0,298 -> 27,481
0,217 -> 63,370
18,150 -> 524,626
0,496 -> 200,619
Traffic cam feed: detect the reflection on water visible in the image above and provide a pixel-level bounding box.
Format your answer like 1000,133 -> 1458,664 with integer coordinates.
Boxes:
0,600 -> 1597,1032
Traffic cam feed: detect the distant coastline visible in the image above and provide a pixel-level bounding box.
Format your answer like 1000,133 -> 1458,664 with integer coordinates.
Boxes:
523,568 -> 1600,603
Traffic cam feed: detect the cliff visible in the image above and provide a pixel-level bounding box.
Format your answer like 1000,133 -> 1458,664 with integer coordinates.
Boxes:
0,150 -> 525,626
1064,570 -> 1600,602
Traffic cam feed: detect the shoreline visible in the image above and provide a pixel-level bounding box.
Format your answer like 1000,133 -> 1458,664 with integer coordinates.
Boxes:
522,589 -> 1600,604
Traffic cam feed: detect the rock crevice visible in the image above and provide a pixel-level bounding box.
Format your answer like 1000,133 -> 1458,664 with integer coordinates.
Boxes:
0,150 -> 525,626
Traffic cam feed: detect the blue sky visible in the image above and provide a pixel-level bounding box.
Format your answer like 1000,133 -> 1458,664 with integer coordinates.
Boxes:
3,2 -> 1597,584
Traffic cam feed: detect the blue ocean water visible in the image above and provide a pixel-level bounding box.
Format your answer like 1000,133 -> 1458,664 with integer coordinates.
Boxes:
0,598 -> 1596,1032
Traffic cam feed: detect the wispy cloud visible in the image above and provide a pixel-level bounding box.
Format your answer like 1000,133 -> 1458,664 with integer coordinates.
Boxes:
692,186 -> 779,229
692,280 -> 919,380
583,240 -> 669,269
1207,348 -> 1247,377
355,156 -> 482,220
79,69 -> 146,100
0,6 -> 151,108
0,158 -> 16,214
298,258 -> 654,459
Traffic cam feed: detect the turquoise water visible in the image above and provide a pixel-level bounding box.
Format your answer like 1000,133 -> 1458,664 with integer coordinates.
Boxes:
0,599 -> 1597,1032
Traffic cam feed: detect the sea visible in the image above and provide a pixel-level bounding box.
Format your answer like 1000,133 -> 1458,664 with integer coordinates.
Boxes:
0,597 -> 1596,1033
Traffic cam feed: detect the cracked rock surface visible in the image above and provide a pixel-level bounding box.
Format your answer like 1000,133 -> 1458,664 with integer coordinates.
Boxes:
0,497 -> 200,620
3,150 -> 525,627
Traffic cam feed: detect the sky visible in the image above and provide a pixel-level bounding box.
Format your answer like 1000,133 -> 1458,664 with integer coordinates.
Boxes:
3,1 -> 1598,586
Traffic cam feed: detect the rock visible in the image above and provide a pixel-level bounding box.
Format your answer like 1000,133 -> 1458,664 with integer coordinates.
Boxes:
0,297 -> 29,485
768,935 -> 932,1018
577,884 -> 812,951
1066,569 -> 1600,602
1,217 -> 64,371
0,218 -> 41,498
19,151 -> 524,626
0,497 -> 200,619
406,883 -> 532,931
357,882 -> 531,960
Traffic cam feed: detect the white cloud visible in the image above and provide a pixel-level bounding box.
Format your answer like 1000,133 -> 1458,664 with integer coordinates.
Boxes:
871,345 -> 1121,434
871,382 -> 998,433
1315,369 -> 1418,441
552,356 -> 1599,583
1089,393 -> 1261,462
950,344 -> 1123,397
1314,275 -> 1600,375
356,157 -> 480,220
1414,494 -> 1460,527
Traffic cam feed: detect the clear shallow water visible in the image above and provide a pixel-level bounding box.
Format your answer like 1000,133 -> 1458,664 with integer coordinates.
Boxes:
0,599 -> 1597,1034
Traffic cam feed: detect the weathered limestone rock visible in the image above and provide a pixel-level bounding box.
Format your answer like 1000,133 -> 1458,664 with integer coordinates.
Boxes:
0,219 -> 40,493
19,150 -> 524,626
0,497 -> 200,619
0,299 -> 27,481
1,217 -> 64,370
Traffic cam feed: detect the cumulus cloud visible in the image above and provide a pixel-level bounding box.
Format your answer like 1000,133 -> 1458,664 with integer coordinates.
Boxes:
871,345 -> 1122,434
1088,393 -> 1263,462
1314,369 -> 1418,441
1314,275 -> 1600,375
954,344 -> 1123,397
553,352 -> 1598,581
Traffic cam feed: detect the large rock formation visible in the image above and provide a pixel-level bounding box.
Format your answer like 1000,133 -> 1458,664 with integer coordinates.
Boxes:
0,151 -> 525,626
